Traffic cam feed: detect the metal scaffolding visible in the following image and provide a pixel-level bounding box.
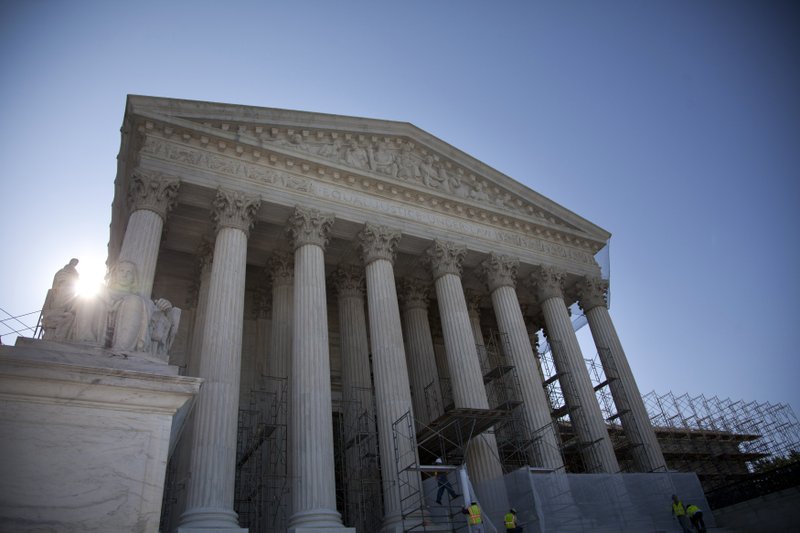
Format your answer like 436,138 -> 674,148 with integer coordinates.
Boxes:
641,389 -> 800,490
234,376 -> 289,533
335,385 -> 383,531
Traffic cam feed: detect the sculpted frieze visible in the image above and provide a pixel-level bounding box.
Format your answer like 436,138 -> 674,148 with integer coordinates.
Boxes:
140,135 -> 596,266
190,122 -> 579,228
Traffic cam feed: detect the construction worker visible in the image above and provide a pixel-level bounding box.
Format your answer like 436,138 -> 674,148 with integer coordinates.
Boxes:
504,508 -> 522,532
685,503 -> 707,533
462,501 -> 484,532
671,494 -> 692,533
433,457 -> 460,504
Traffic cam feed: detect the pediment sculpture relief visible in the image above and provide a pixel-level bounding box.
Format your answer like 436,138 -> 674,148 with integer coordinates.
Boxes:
267,131 -> 514,205
41,259 -> 181,361
197,122 -> 549,219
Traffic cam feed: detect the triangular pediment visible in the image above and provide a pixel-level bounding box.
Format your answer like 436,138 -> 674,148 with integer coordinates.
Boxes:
126,95 -> 611,251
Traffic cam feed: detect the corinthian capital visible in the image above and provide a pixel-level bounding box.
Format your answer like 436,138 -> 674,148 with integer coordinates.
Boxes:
212,188 -> 261,236
531,265 -> 565,301
269,251 -> 294,287
286,206 -> 334,250
480,252 -> 519,292
127,168 -> 180,220
577,276 -> 609,312
398,278 -> 430,311
332,264 -> 365,298
358,223 -> 401,265
426,240 -> 466,280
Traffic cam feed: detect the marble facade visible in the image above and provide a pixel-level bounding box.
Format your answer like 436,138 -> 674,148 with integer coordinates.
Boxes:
6,96 -> 668,532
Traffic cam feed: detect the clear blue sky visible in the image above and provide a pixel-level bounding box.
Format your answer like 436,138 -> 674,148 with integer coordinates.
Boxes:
1,1 -> 798,414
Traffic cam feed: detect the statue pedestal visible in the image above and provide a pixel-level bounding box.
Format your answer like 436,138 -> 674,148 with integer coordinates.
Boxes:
0,339 -> 202,532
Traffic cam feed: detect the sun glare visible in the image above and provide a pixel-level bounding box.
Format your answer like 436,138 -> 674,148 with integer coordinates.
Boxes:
75,264 -> 106,298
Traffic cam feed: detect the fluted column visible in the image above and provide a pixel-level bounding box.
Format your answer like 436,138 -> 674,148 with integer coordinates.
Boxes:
268,252 -> 294,381
252,277 -> 272,395
179,189 -> 261,530
332,264 -> 380,529
187,238 -> 213,377
118,168 -> 179,297
532,266 -> 619,473
481,253 -> 564,470
170,238 -> 213,529
578,277 -> 667,472
333,265 -> 374,427
426,240 -> 506,503
466,290 -> 490,373
286,207 -> 343,531
358,223 -> 420,532
399,278 -> 442,425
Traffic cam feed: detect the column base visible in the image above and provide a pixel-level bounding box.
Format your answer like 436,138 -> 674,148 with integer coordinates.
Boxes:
177,507 -> 243,531
175,526 -> 250,533
287,526 -> 356,533
288,508 -> 348,531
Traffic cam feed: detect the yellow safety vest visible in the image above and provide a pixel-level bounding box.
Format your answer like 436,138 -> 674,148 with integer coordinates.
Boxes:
468,504 -> 482,525
672,502 -> 685,516
504,512 -> 516,529
686,505 -> 700,517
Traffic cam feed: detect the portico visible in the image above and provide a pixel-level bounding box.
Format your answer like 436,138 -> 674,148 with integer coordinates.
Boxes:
111,96 -> 666,531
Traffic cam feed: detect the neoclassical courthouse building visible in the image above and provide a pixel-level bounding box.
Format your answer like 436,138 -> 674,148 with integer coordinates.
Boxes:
0,96 -> 674,532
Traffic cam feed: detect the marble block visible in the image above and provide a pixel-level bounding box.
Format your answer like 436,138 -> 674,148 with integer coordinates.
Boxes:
0,339 -> 202,532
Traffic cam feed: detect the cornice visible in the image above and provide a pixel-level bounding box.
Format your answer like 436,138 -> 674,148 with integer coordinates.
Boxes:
133,119 -> 607,259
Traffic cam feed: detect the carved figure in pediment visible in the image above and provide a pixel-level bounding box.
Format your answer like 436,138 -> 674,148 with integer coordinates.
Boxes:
367,141 -> 398,177
419,155 -> 450,192
397,146 -> 418,181
278,132 -> 311,153
316,138 -> 344,161
451,178 -> 473,199
344,140 -> 369,169
469,180 -> 490,202
41,258 -> 80,341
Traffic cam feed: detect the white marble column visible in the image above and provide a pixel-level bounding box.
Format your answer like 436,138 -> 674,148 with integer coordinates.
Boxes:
578,277 -> 667,472
481,253 -> 564,470
169,239 -> 213,529
465,290 -> 490,373
179,189 -> 261,531
332,264 -> 380,528
358,223 -> 421,533
252,276 -> 272,395
398,278 -> 442,425
118,168 -> 180,297
286,207 -> 344,531
187,238 -> 213,378
425,241 -> 506,499
532,266 -> 620,473
268,252 -> 294,381
265,252 -> 292,528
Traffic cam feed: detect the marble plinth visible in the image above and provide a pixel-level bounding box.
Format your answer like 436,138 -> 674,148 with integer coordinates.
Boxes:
0,339 -> 202,532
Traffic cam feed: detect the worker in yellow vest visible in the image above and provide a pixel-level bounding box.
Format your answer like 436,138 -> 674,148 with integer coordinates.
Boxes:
461,501 -> 484,532
504,508 -> 522,532
685,503 -> 707,533
671,494 -> 692,533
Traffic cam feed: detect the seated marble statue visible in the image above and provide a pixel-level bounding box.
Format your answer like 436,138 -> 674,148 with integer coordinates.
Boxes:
70,260 -> 180,357
41,258 -> 80,341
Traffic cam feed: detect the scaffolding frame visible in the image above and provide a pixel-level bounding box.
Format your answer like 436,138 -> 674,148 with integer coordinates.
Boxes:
641,389 -> 800,491
233,376 -> 289,533
538,341 -> 609,474
335,385 -> 384,531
